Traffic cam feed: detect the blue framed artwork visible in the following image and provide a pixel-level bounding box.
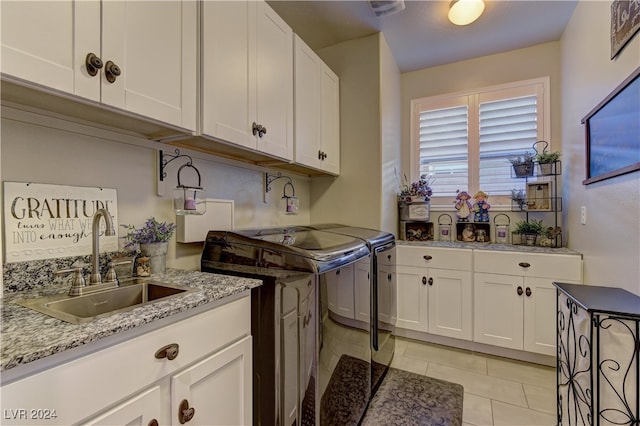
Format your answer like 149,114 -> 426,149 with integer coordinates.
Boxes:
582,67 -> 640,185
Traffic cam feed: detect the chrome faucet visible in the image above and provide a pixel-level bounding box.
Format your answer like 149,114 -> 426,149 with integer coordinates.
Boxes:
90,208 -> 116,285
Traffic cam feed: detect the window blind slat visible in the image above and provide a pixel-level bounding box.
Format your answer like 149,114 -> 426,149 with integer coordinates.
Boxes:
415,85 -> 542,200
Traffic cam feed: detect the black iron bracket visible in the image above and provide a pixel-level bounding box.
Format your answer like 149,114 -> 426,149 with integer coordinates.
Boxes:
265,172 -> 293,194
159,149 -> 193,182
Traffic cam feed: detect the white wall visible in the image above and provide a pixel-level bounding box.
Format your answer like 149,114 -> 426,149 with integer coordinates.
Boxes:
312,33 -> 401,235
380,34 -> 402,235
561,0 -> 640,295
401,41 -> 563,235
1,105 -> 311,272
312,34 -> 382,229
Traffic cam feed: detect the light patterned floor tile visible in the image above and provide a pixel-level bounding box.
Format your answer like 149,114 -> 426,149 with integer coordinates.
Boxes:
487,356 -> 555,389
403,341 -> 488,374
462,393 -> 493,426
390,354 -> 428,375
492,400 -> 556,425
427,363 -> 527,407
524,383 -> 556,414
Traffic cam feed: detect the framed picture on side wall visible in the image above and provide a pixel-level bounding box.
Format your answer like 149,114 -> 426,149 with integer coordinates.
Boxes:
611,0 -> 640,59
582,67 -> 640,185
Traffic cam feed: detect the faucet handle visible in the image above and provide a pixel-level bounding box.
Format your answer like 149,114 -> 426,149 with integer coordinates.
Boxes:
104,260 -> 132,285
55,266 -> 86,296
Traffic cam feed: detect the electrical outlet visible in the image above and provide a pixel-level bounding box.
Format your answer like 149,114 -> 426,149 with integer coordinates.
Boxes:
580,206 -> 587,225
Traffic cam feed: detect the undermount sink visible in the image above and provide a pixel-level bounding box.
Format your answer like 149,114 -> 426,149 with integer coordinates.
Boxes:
16,280 -> 196,324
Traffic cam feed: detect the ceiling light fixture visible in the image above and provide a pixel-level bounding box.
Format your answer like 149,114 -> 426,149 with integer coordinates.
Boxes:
368,0 -> 405,17
448,0 -> 485,26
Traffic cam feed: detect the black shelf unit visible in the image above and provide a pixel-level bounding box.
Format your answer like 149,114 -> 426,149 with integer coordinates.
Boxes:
510,160 -> 563,247
555,282 -> 640,426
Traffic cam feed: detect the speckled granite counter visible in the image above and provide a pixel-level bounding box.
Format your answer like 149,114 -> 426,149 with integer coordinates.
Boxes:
397,240 -> 582,255
1,269 -> 262,372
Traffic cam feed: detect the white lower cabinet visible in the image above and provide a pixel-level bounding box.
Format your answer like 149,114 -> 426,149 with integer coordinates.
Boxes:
86,336 -> 252,426
396,247 -> 473,341
353,258 -> 371,323
83,385 -> 164,426
395,245 -> 583,357
170,336 -> 252,426
473,250 -> 582,356
326,264 -> 355,320
397,266 -> 472,341
1,296 -> 252,426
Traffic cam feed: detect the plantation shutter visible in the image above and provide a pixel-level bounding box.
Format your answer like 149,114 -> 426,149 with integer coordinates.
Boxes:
478,95 -> 539,195
412,78 -> 547,204
418,104 -> 469,197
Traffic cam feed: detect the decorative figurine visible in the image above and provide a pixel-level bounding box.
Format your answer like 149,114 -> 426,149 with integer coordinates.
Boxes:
462,223 -> 476,242
454,190 -> 472,221
473,190 -> 491,222
136,256 -> 151,277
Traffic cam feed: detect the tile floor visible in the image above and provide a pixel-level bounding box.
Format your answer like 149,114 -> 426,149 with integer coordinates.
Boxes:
391,337 -> 557,426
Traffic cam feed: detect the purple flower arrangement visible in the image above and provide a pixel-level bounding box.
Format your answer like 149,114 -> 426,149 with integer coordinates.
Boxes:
121,217 -> 176,247
399,174 -> 434,203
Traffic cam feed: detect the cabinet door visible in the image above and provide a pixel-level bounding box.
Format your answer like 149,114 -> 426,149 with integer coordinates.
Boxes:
1,0 -> 100,99
379,264 -> 396,325
428,268 -> 472,341
325,265 -> 355,319
255,0 -> 293,160
294,35 -> 321,169
319,64 -> 340,174
82,386 -> 164,426
171,336 -> 252,426
474,272 -> 524,350
301,286 -> 316,390
523,277 -> 558,355
201,0 -> 254,148
354,258 -> 371,323
101,0 -> 196,130
396,265 -> 428,332
282,307 -> 299,426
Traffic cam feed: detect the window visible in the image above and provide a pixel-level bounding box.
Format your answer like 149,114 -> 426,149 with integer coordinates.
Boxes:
411,77 -> 550,207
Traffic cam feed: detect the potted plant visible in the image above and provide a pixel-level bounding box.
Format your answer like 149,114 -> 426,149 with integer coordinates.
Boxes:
514,219 -> 544,246
511,188 -> 527,211
122,217 -> 176,274
509,152 -> 535,178
398,174 -> 434,221
535,150 -> 561,175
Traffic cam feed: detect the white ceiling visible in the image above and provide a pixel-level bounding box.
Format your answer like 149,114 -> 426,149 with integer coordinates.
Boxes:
267,0 -> 578,72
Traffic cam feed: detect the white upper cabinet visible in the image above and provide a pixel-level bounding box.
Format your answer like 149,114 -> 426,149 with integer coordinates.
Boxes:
1,1 -> 98,96
294,35 -> 340,175
1,0 -> 197,131
201,0 -> 293,161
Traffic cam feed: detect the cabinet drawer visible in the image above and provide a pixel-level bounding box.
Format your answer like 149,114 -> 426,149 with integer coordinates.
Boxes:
474,250 -> 582,281
397,246 -> 472,271
1,296 -> 251,425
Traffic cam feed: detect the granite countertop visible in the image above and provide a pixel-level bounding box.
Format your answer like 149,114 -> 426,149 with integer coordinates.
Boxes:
1,269 -> 262,372
397,240 -> 582,255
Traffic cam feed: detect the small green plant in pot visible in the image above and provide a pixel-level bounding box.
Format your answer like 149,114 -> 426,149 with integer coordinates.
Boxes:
536,150 -> 561,175
514,219 -> 545,246
509,152 -> 535,178
511,188 -> 527,211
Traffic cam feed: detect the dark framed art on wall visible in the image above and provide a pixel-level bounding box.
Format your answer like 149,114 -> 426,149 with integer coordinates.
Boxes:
582,67 -> 640,185
611,0 -> 640,59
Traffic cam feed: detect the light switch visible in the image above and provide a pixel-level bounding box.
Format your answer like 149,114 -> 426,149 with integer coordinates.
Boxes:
580,206 -> 587,225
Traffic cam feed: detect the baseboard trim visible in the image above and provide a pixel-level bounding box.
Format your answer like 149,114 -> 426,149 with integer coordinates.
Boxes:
395,328 -> 556,367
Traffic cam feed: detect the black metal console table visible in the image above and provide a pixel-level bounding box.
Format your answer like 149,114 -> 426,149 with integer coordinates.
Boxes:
554,282 -> 640,426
